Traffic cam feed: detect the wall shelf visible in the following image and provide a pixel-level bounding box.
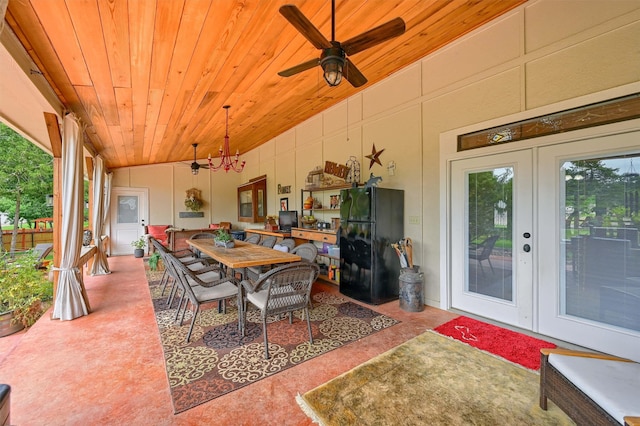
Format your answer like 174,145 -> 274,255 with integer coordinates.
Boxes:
301,184 -> 351,218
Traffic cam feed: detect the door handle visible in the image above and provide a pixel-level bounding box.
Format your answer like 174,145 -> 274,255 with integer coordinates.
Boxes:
523,244 -> 531,252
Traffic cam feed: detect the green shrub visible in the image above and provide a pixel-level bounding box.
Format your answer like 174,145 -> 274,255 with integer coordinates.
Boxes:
0,250 -> 53,327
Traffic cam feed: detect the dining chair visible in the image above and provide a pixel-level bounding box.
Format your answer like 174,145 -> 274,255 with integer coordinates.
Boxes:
189,232 -> 216,259
290,243 -> 319,308
260,236 -> 277,248
150,237 -> 193,293
165,253 -> 239,343
162,250 -> 226,320
150,237 -> 219,304
275,238 -> 296,252
245,238 -> 299,281
291,242 -> 318,262
244,234 -> 261,244
240,262 -> 320,359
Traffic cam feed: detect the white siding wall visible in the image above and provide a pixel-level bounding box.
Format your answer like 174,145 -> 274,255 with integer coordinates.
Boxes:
112,0 -> 640,306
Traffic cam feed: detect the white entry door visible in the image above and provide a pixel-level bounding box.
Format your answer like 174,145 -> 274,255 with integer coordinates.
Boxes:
110,187 -> 148,256
451,150 -> 534,329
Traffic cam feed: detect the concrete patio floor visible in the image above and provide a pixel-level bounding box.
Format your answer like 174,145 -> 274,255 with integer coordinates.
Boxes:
0,255 -> 456,425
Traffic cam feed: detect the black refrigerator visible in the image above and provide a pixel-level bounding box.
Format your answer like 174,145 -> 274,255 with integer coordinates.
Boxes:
339,187 -> 404,304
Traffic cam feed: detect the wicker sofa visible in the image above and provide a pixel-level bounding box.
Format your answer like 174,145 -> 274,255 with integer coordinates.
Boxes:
539,348 -> 640,426
0,384 -> 9,426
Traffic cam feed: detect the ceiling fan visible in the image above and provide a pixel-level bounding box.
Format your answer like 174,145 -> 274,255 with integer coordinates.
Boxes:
278,0 -> 405,87
189,143 -> 208,175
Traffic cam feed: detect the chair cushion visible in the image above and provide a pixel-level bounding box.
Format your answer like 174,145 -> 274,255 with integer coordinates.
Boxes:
548,353 -> 640,424
273,244 -> 289,253
246,286 -> 305,311
192,281 -> 238,302
186,261 -> 206,271
246,289 -> 269,310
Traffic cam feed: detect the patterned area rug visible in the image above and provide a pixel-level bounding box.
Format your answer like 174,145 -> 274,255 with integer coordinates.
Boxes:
433,316 -> 556,370
145,269 -> 399,413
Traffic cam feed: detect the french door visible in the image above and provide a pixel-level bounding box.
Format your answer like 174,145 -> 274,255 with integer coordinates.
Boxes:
451,150 -> 534,329
449,128 -> 640,360
538,131 -> 640,361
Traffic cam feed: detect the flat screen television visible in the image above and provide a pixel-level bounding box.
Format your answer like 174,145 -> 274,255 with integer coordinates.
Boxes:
278,210 -> 298,232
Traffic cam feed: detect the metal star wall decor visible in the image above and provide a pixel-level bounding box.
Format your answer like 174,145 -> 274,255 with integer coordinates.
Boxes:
365,144 -> 385,169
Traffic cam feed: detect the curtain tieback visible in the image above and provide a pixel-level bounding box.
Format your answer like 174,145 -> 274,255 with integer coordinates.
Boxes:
52,266 -> 80,273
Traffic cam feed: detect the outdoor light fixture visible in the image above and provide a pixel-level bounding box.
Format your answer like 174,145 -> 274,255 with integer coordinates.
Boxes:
207,105 -> 246,173
320,43 -> 346,87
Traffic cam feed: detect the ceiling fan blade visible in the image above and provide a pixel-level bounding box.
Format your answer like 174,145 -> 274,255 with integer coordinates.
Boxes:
279,5 -> 332,50
278,58 -> 320,77
343,58 -> 367,88
342,17 -> 406,56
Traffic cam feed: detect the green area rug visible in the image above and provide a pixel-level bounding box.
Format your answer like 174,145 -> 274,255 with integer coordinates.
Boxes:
297,331 -> 573,425
145,267 -> 399,413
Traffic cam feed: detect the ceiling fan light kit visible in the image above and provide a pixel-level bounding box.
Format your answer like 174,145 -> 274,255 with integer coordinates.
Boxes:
320,45 -> 345,86
278,0 -> 405,88
191,143 -> 204,175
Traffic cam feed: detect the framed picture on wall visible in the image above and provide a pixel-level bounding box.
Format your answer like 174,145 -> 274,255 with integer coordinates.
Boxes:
280,198 -> 288,211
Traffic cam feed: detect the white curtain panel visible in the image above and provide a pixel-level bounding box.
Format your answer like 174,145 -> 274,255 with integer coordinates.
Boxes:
90,156 -> 110,275
52,113 -> 88,320
0,0 -> 8,35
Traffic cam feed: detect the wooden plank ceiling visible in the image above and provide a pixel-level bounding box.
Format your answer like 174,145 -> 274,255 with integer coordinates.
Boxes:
5,0 -> 526,170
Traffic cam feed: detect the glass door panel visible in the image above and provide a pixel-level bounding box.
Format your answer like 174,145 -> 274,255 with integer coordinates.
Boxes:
560,154 -> 640,331
468,168 -> 513,301
451,150 -> 533,329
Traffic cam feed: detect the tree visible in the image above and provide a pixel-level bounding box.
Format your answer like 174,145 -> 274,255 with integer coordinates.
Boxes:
468,168 -> 513,242
0,123 -> 53,252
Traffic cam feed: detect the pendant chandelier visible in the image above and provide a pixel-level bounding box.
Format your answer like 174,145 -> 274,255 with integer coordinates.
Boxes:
207,105 -> 245,173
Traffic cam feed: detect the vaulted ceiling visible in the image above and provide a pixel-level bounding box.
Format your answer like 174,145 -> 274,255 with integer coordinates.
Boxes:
4,0 -> 525,170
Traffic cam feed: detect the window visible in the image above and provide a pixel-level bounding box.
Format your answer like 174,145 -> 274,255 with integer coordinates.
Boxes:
237,175 -> 267,223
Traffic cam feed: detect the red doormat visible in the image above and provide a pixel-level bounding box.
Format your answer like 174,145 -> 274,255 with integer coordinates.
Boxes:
433,316 -> 556,370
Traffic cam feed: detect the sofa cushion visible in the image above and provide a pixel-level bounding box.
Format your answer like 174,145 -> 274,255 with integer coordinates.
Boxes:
147,225 -> 170,243
549,353 -> 640,424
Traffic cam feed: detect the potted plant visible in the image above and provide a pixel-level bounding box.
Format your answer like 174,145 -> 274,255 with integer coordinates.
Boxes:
148,251 -> 163,271
131,236 -> 146,258
0,251 -> 53,337
214,229 -> 235,248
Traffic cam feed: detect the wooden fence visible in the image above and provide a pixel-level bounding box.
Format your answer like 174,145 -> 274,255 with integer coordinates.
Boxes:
2,229 -> 54,252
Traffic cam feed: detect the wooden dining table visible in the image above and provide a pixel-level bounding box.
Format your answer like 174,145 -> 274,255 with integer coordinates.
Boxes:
186,238 -> 301,279
187,238 -> 302,332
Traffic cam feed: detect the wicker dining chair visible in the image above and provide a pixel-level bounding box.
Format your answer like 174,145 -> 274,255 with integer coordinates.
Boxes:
189,232 -> 216,259
260,235 -> 277,248
240,262 -> 320,359
150,237 -> 220,305
245,238 -> 298,281
165,252 -> 239,343
290,242 -> 318,263
149,236 -> 198,293
276,238 -> 296,252
244,234 -> 261,244
291,243 -> 319,308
